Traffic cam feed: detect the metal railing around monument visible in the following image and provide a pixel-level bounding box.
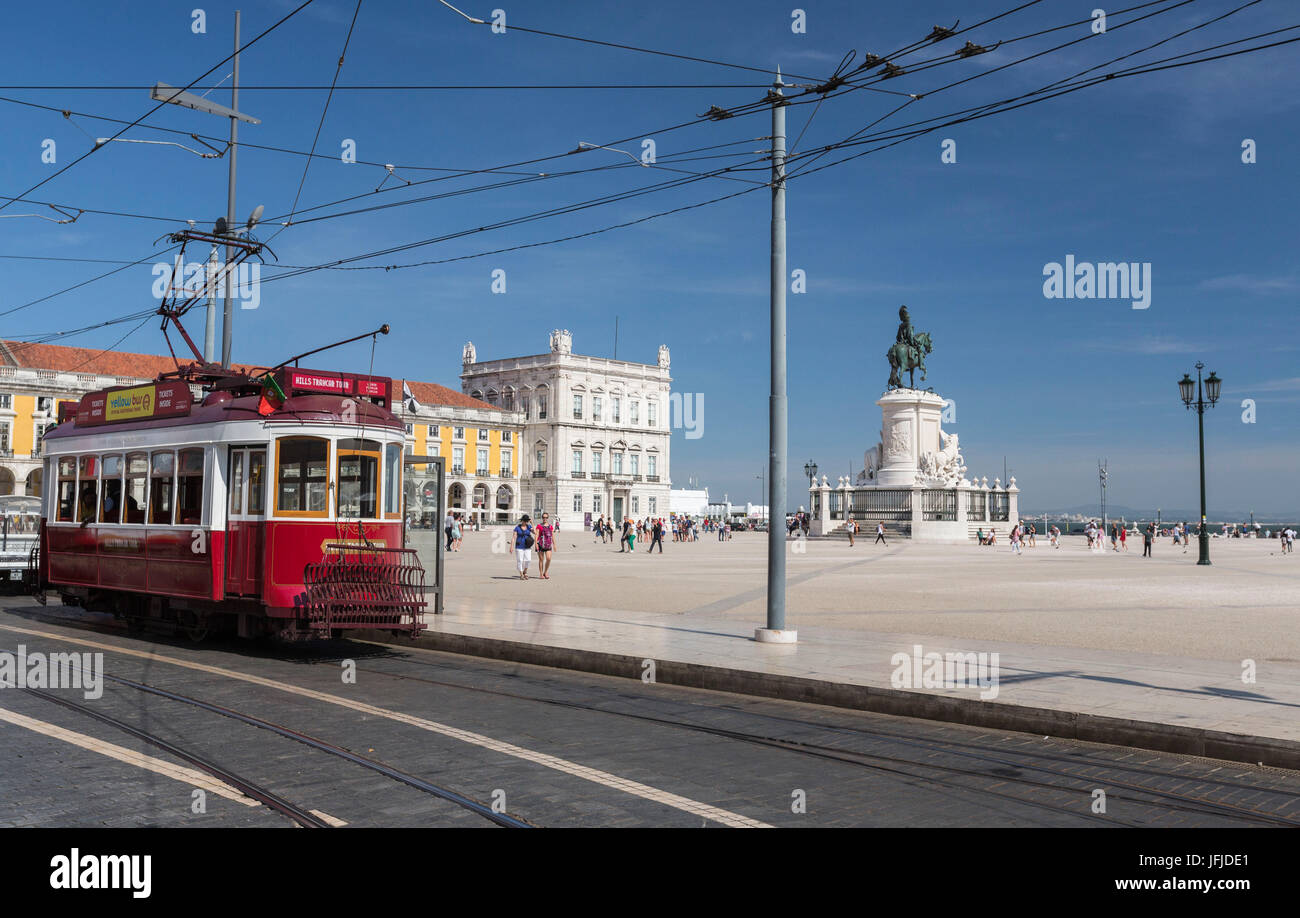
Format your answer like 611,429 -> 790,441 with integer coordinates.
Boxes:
922,489 -> 957,521
848,488 -> 911,522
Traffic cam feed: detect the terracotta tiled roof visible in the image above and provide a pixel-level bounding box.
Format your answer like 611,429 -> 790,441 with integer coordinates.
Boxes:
397,378 -> 500,412
0,339 -> 259,378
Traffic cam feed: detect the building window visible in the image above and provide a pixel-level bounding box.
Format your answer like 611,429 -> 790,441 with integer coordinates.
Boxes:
593,494 -> 602,513
630,401 -> 639,425
500,450 -> 511,476
452,447 -> 464,474
612,452 -> 623,474
592,396 -> 602,423
36,396 -> 53,413
648,401 -> 658,427
572,395 -> 583,420
503,390 -> 513,411
572,450 -> 582,474
0,421 -> 10,455
502,431 -> 512,443
0,393 -> 11,409
538,394 -> 548,419
454,427 -> 465,440
522,396 -> 530,419
612,397 -> 621,424
478,429 -> 489,441
573,493 -> 582,513
648,455 -> 657,477
592,452 -> 602,474
535,448 -> 547,474
648,497 -> 656,514
630,454 -> 639,476
631,496 -> 639,515
534,492 -> 544,513
477,447 -> 489,474
404,423 -> 414,434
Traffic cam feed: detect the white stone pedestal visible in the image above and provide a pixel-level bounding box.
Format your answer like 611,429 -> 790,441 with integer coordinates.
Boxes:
875,389 -> 947,487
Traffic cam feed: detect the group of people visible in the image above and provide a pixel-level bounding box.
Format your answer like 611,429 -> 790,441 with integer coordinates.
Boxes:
510,512 -> 557,580
442,512 -> 470,551
842,520 -> 889,546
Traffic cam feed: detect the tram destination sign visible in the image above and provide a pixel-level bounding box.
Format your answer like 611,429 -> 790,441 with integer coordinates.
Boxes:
75,381 -> 193,427
275,367 -> 390,405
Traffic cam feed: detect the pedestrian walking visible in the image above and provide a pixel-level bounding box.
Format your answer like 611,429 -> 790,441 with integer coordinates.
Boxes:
1119,525 -> 1128,552
1027,524 -> 1036,548
1050,524 -> 1060,549
1143,522 -> 1153,558
451,514 -> 463,551
444,510 -> 455,552
648,518 -> 664,553
847,518 -> 857,546
875,521 -> 887,545
1011,524 -> 1022,555
513,514 -> 534,580
535,512 -> 556,579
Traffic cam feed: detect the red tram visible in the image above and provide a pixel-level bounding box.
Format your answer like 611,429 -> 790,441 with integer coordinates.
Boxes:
32,366 -> 427,640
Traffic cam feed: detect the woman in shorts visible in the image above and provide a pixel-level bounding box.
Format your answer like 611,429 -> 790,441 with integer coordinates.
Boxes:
536,512 -> 556,579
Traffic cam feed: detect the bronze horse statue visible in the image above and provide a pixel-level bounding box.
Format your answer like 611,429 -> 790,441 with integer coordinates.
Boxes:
887,331 -> 932,390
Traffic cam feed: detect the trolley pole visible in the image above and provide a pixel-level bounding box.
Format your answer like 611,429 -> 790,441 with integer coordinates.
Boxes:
758,70 -> 794,643
220,10 -> 241,368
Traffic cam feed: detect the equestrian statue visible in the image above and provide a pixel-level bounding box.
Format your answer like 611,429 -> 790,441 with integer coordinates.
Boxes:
886,305 -> 933,390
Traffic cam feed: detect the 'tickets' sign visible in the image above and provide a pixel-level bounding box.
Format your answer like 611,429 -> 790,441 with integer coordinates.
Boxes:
77,382 -> 192,427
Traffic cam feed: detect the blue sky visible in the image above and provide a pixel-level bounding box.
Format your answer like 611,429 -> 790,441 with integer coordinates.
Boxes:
1,0 -> 1297,517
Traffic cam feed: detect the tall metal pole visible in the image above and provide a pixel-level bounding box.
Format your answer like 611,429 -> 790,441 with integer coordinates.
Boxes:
759,70 -> 792,643
1196,366 -> 1211,565
220,10 -> 241,367
204,244 -> 218,361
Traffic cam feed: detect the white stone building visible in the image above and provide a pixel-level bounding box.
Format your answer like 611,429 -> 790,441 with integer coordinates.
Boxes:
459,330 -> 672,527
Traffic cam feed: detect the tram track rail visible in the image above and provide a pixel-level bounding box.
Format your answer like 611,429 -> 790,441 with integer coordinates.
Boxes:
21,687 -> 332,829
2,636 -> 533,828
333,647 -> 1300,828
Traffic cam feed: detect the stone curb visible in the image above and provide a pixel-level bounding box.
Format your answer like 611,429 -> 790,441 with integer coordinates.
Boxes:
361,627 -> 1300,771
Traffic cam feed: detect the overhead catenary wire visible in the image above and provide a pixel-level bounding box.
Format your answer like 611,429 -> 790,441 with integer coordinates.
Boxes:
0,0 -> 317,216
9,0 -> 1292,351
265,0 -> 364,243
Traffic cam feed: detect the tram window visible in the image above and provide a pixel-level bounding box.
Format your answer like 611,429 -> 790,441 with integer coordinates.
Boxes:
100,454 -> 123,523
248,450 -> 266,514
384,443 -> 402,517
229,451 -> 245,515
57,457 -> 76,522
337,438 -> 380,519
277,437 -> 329,516
124,452 -> 147,524
76,456 -> 98,524
176,448 -> 204,525
149,451 -> 175,525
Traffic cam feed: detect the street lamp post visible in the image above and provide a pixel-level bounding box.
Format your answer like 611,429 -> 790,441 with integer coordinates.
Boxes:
1179,362 -> 1221,565
804,460 -> 818,492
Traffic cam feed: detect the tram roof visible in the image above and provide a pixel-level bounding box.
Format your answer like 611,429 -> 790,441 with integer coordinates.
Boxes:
43,392 -> 403,443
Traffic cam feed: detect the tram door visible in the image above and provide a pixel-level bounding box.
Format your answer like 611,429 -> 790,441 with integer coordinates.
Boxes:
225,447 -> 267,596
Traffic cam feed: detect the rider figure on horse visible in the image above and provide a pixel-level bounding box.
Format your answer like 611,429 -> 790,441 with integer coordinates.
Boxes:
896,305 -> 915,349
887,304 -> 931,390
